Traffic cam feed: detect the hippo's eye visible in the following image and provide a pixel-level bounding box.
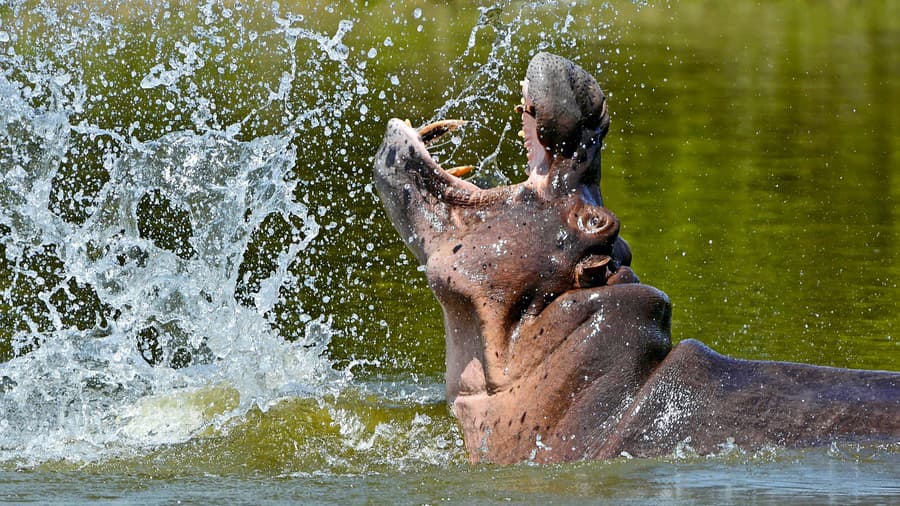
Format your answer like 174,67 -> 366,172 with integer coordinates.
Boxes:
577,210 -> 608,234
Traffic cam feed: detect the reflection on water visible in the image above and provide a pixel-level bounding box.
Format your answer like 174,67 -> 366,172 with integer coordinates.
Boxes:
0,0 -> 897,501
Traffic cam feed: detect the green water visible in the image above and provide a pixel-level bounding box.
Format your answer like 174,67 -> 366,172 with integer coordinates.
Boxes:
0,0 -> 897,502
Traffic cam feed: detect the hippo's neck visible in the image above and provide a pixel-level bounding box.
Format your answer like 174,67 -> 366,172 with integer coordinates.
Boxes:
441,303 -> 488,401
449,285 -> 673,464
440,298 -> 520,401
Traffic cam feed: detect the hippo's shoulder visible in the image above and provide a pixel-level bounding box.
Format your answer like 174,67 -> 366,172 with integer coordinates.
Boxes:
666,338 -> 723,365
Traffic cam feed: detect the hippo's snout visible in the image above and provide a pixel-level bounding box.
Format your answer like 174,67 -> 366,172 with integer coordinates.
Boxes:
524,52 -> 609,158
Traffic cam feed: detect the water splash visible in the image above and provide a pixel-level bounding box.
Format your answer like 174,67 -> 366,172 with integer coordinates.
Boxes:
0,0 -> 371,465
0,0 -> 637,472
0,67 -> 338,461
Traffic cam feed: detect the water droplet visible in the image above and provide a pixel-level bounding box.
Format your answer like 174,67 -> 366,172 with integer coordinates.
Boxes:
53,73 -> 72,86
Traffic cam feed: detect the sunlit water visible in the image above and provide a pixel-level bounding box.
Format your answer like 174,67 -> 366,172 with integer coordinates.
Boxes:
0,0 -> 897,502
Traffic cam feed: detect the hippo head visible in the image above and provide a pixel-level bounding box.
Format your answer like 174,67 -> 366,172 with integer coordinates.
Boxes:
374,53 -> 673,463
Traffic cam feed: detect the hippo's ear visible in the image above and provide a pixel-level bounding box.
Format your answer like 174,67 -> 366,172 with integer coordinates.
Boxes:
574,254 -> 613,288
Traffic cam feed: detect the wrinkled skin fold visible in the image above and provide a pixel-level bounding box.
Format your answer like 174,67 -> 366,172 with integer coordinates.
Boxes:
373,52 -> 900,464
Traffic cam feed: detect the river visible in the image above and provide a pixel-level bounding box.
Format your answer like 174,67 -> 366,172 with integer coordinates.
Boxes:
0,0 -> 897,503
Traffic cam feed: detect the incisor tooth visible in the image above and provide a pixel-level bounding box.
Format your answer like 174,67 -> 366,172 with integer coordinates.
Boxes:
447,165 -> 474,177
518,130 -> 525,138
404,119 -> 412,127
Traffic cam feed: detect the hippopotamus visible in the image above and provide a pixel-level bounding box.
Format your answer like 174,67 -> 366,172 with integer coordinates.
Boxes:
373,52 -> 899,464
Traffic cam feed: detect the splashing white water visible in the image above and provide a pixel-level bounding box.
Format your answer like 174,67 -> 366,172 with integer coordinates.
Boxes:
0,66 -> 343,461
0,0 -> 633,468
0,0 -> 371,463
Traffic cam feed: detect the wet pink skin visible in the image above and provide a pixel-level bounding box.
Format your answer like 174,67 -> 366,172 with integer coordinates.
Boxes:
374,52 -> 900,464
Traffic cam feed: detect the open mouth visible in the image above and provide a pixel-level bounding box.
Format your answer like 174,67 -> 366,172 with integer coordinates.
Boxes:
382,118 -> 486,206
415,119 -> 477,179
391,109 -> 634,290
515,79 -> 552,177
395,77 -> 552,200
380,70 -> 632,290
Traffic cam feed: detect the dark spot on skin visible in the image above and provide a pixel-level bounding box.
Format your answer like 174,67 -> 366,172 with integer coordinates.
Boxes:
402,187 -> 411,208
508,419 -> 512,428
533,425 -> 540,432
520,412 -> 527,424
446,276 -> 451,284
385,146 -> 396,167
408,146 -> 415,157
452,244 -> 462,253
543,372 -> 549,380
512,288 -> 535,323
539,327 -> 545,335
